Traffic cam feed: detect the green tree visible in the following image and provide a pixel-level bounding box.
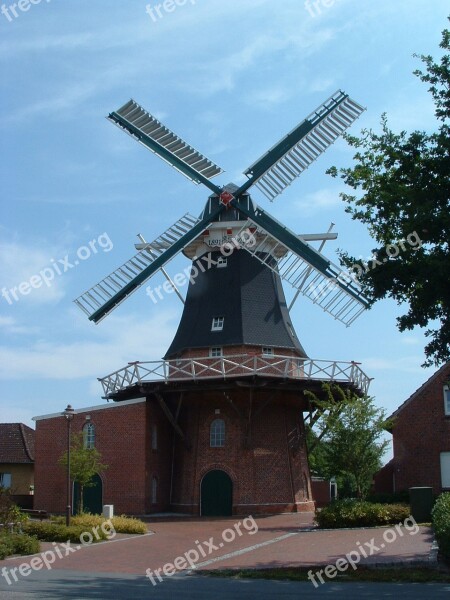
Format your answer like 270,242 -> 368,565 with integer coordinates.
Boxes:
328,19 -> 450,367
306,388 -> 391,498
58,432 -> 108,514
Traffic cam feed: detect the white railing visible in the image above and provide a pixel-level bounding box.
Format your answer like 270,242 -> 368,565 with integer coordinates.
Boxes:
99,355 -> 371,397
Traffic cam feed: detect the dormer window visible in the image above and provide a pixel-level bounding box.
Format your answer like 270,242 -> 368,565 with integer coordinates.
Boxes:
217,257 -> 227,268
211,316 -> 224,331
262,347 -> 274,357
444,385 -> 450,416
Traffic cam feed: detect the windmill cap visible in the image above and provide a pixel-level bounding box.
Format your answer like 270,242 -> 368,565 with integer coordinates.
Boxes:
202,184 -> 256,222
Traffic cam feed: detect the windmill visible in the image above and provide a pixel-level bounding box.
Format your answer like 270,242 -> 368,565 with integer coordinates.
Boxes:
72,91 -> 371,517
74,90 -> 369,328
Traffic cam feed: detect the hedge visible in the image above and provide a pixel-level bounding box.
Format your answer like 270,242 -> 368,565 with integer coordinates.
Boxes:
315,499 -> 411,528
431,492 -> 450,560
0,533 -> 40,560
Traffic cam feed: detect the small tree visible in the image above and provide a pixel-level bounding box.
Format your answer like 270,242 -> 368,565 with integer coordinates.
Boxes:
306,387 -> 391,498
59,432 -> 108,514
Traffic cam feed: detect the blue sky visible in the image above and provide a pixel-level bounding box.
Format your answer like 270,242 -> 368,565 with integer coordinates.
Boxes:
1,0 -> 448,458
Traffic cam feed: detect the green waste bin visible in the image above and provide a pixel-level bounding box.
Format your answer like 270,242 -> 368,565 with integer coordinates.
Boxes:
409,487 -> 433,522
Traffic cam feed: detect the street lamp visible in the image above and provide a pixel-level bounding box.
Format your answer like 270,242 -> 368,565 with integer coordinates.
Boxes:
62,404 -> 75,526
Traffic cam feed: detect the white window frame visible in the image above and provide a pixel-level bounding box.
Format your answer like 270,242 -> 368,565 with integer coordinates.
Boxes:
217,256 -> 228,268
262,347 -> 274,357
209,347 -> 223,358
210,419 -> 225,447
440,452 -> 450,488
83,423 -> 95,449
211,316 -> 224,331
444,385 -> 450,416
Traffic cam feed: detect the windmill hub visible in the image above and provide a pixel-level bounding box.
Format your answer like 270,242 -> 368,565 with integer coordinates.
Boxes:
219,190 -> 235,207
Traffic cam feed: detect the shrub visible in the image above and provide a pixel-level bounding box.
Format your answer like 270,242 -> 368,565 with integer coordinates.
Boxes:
52,513 -> 147,535
432,493 -> 450,560
0,533 -> 40,559
0,488 -> 29,525
109,515 -> 147,535
22,521 -> 108,543
315,499 -> 411,528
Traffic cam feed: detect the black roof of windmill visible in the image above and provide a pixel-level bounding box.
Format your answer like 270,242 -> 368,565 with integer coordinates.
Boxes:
74,91 -> 370,352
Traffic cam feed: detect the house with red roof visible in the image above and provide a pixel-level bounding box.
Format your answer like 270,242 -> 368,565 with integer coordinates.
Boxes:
0,423 -> 35,504
374,362 -> 450,495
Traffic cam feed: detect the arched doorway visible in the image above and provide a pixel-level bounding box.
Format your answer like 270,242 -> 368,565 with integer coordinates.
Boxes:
201,470 -> 232,516
73,473 -> 103,515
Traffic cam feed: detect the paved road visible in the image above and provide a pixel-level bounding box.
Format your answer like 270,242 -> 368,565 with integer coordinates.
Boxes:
0,570 -> 449,599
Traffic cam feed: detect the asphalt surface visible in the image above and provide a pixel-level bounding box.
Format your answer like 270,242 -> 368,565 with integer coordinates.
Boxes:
0,570 -> 449,599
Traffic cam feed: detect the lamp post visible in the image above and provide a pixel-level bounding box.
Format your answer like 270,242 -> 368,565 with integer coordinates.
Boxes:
62,404 -> 75,526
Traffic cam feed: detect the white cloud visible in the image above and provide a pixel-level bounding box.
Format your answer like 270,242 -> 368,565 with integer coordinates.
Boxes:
0,241 -> 66,305
0,311 -> 177,381
361,356 -> 425,374
291,188 -> 341,216
0,315 -> 40,335
244,86 -> 292,109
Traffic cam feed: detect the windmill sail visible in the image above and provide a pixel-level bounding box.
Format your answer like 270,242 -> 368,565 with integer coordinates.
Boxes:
233,204 -> 369,326
74,213 -> 207,323
241,90 -> 365,201
108,100 -> 223,193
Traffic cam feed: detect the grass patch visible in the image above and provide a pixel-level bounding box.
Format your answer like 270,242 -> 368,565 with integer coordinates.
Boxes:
202,566 -> 450,584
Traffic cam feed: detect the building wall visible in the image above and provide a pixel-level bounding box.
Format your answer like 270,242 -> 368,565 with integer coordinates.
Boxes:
34,387 -> 315,516
33,400 -> 171,515
390,363 -> 450,495
170,388 -> 314,515
0,463 -> 34,495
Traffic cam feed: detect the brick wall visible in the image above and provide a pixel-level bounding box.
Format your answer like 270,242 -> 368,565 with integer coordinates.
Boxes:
34,400 -> 163,515
170,387 -> 314,514
390,363 -> 450,495
34,385 -> 316,516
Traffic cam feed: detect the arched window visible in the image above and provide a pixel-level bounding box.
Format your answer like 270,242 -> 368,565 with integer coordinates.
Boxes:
210,419 -> 225,447
83,423 -> 95,449
152,477 -> 158,504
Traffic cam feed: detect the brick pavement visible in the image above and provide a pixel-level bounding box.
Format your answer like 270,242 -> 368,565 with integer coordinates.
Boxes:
0,513 -> 435,582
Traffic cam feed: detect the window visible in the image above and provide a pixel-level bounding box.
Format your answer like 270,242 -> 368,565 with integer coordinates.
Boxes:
262,347 -> 274,357
209,347 -> 223,358
441,452 -> 450,488
211,316 -> 224,331
0,473 -> 11,489
152,477 -> 158,504
210,419 -> 225,447
444,385 -> 450,416
217,257 -> 227,268
152,424 -> 158,450
83,423 -> 95,449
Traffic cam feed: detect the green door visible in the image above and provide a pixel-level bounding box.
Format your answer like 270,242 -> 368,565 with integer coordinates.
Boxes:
201,470 -> 232,516
73,473 -> 103,515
